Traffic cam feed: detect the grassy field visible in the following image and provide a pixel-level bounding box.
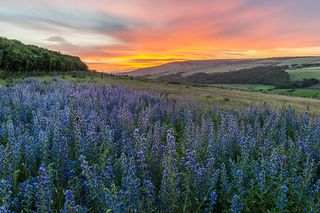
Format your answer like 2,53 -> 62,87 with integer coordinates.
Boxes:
287,66 -> 320,81
270,88 -> 320,98
2,74 -> 320,114
23,75 -> 320,114
211,83 -> 320,99
211,84 -> 274,92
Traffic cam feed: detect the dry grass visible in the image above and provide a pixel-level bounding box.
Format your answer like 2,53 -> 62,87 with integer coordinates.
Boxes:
4,75 -> 319,114
71,75 -> 320,114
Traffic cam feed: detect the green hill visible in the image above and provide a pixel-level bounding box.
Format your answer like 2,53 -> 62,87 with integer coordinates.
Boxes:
0,37 -> 88,74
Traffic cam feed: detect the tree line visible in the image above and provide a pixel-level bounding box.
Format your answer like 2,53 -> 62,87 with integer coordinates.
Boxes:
160,66 -> 290,85
0,37 -> 88,74
275,78 -> 319,89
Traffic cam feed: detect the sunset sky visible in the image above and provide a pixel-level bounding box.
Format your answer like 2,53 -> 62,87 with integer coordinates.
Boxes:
1,0 -> 320,72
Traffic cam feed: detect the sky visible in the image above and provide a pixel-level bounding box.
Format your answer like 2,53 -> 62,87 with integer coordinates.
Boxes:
1,0 -> 320,72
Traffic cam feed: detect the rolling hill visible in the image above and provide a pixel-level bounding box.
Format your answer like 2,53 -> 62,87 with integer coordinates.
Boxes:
129,57 -> 320,78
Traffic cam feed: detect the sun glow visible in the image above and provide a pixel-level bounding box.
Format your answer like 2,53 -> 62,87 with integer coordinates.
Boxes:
84,47 -> 320,72
83,53 -> 189,72
1,0 -> 320,72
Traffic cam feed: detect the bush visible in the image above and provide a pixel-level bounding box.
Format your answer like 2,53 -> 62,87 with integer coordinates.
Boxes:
0,70 -> 5,79
275,78 -> 320,89
0,37 -> 88,73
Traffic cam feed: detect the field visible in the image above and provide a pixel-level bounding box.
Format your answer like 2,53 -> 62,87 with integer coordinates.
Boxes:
0,77 -> 319,212
211,83 -> 320,99
28,75 -> 320,114
287,66 -> 320,81
270,88 -> 320,98
211,84 -> 275,92
2,74 -> 320,113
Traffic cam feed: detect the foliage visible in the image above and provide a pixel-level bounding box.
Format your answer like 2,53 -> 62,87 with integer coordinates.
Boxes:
275,78 -> 320,89
0,79 -> 319,212
0,37 -> 87,74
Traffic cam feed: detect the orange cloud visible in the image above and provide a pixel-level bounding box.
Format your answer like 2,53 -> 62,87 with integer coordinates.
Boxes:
1,0 -> 320,72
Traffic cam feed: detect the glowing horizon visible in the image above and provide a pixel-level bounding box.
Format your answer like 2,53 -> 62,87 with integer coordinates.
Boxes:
1,0 -> 320,72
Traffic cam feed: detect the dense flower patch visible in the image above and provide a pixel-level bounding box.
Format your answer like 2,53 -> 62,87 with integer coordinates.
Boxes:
0,79 -> 319,212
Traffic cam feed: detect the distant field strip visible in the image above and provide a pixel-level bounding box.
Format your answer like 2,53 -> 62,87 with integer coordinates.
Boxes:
211,84 -> 274,91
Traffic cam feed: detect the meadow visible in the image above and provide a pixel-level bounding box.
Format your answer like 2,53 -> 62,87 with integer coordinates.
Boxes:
12,74 -> 320,114
2,73 -> 320,113
0,77 -> 319,212
270,88 -> 320,99
212,83 -> 320,99
211,84 -> 275,92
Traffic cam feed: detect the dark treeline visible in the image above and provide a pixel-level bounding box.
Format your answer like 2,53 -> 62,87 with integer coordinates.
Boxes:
0,37 -> 88,74
160,66 -> 290,85
275,78 -> 320,89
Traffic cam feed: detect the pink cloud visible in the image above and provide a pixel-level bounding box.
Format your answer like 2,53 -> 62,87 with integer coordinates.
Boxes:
1,0 -> 320,71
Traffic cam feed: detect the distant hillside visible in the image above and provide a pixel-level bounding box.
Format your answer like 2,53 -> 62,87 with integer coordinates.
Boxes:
129,57 -> 320,78
160,66 -> 290,85
0,37 -> 88,74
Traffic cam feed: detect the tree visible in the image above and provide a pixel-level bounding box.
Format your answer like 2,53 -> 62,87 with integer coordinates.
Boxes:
0,37 -> 88,73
